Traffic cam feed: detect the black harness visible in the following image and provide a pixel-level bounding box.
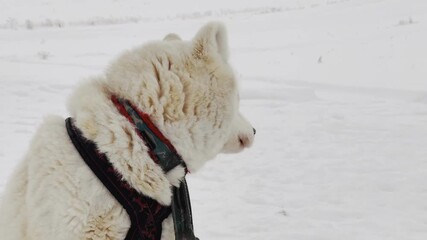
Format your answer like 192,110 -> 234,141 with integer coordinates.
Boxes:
65,96 -> 198,240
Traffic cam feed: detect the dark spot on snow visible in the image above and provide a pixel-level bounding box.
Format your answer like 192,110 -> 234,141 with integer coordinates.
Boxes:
278,209 -> 287,216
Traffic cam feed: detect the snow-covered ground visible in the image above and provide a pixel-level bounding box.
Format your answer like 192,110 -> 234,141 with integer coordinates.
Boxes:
1,0 -> 427,239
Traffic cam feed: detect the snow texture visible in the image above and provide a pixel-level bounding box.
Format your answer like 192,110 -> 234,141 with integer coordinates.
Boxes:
1,0 -> 427,239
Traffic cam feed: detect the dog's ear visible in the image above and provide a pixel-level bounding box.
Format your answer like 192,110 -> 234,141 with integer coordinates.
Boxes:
163,33 -> 182,41
192,22 -> 229,62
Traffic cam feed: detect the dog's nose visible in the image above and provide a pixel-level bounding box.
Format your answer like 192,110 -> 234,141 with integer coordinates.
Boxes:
253,128 -> 256,135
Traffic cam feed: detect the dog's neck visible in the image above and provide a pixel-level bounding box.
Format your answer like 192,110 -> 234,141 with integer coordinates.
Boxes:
111,95 -> 187,173
68,80 -> 186,205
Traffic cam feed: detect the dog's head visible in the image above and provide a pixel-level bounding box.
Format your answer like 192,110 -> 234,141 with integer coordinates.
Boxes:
106,22 -> 255,171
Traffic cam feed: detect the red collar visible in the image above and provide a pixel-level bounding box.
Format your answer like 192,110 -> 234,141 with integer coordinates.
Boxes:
111,95 -> 187,173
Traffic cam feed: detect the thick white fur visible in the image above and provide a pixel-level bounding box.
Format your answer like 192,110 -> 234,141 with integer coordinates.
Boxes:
0,22 -> 254,240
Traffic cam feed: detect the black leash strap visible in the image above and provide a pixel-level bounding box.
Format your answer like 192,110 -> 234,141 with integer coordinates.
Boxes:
172,180 -> 199,240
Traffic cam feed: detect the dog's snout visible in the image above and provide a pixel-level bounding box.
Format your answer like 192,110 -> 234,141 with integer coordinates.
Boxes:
253,128 -> 256,135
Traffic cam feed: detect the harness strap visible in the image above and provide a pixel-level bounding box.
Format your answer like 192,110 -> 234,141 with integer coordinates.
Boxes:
66,118 -> 170,240
65,96 -> 198,240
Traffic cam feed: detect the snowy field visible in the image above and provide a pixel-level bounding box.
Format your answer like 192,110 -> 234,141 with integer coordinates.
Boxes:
1,0 -> 427,239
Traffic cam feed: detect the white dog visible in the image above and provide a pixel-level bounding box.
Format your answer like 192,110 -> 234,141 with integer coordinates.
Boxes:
0,22 -> 255,240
